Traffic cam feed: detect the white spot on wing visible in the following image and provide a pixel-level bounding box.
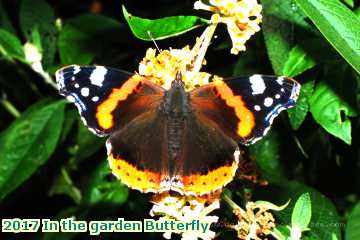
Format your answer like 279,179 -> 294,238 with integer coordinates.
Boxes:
90,66 -> 108,87
254,105 -> 261,111
73,65 -> 81,74
106,140 -> 112,155
92,96 -> 99,102
74,83 -> 80,88
81,87 -> 89,97
290,81 -> 301,101
277,77 -> 284,85
264,97 -> 273,107
275,94 -> 281,99
56,70 -> 65,90
249,75 -> 266,95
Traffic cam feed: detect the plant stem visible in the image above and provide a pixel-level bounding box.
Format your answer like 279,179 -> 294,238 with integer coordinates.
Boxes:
1,98 -> 21,118
222,192 -> 246,214
191,23 -> 217,75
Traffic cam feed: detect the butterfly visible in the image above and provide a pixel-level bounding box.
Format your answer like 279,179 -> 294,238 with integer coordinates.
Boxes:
56,65 -> 300,196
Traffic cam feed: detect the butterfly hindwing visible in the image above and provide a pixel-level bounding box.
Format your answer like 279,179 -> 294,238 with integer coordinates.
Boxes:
107,109 -> 166,193
56,65 -> 165,136
190,75 -> 300,145
178,112 -> 240,195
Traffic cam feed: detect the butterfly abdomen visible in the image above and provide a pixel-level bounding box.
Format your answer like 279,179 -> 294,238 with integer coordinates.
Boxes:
162,78 -> 191,163
167,115 -> 185,161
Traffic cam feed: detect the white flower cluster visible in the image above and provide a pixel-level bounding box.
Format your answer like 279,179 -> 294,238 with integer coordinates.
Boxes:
194,0 -> 262,54
138,47 -> 214,91
150,194 -> 220,240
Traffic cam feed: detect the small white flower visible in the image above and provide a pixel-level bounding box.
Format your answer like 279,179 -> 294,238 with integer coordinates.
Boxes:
138,46 -> 222,91
24,42 -> 42,63
150,193 -> 220,240
194,0 -> 262,54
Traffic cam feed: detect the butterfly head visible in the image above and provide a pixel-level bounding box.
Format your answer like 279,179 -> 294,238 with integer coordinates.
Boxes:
171,71 -> 185,89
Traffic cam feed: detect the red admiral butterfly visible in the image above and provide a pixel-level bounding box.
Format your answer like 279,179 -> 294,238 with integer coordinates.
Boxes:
56,65 -> 300,195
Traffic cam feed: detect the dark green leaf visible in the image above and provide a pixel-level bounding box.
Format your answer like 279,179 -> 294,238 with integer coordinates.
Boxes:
19,0 -> 55,37
355,7 -> 360,17
310,81 -> 357,145
0,29 -> 25,62
58,14 -> 122,65
262,0 -> 294,75
262,0 -> 313,32
249,130 -> 287,183
292,192 -> 312,231
342,0 -> 354,8
294,0 -> 360,74
345,202 -> 360,240
82,161 -> 129,206
257,181 -> 341,240
282,46 -> 317,77
288,80 -> 315,130
60,108 -> 78,143
122,5 -> 208,41
20,0 -> 57,69
49,167 -> 82,204
75,120 -> 105,162
0,1 -> 16,34
29,26 -> 42,52
0,100 -> 66,200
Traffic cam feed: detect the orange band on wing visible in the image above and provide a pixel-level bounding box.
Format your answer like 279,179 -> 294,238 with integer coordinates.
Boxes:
108,154 -> 161,193
181,160 -> 238,195
213,81 -> 255,138
96,75 -> 143,129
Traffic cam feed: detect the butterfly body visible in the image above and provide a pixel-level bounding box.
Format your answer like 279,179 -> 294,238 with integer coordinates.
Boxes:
56,65 -> 300,196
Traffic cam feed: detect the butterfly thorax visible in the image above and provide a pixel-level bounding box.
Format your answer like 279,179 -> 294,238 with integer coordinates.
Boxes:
161,74 -> 190,162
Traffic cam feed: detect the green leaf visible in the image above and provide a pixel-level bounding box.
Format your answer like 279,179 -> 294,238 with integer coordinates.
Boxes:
345,202 -> 360,240
292,192 -> 312,231
257,181 -> 341,240
288,80 -> 315,130
0,100 -> 66,201
342,0 -> 354,8
310,81 -> 357,145
355,7 -> 360,17
49,167 -> 82,204
122,5 -> 208,41
58,14 -> 122,65
20,0 -> 57,69
249,130 -> 287,183
262,0 -> 310,74
82,161 -> 129,206
75,121 -> 105,162
282,46 -> 317,77
60,109 -> 78,143
262,0 -> 313,32
272,225 -> 291,240
262,3 -> 293,74
20,0 -> 55,37
0,29 -> 25,62
255,199 -> 290,211
29,26 -> 43,52
294,0 -> 360,74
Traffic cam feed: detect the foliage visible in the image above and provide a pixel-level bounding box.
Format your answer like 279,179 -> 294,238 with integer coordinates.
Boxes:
0,0 -> 359,239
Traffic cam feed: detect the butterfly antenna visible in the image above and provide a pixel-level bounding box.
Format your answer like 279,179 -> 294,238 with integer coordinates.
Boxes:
147,31 -> 160,52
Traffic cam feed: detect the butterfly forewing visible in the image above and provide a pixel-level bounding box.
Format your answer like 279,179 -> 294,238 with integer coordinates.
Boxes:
190,74 -> 300,145
56,65 -> 165,136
